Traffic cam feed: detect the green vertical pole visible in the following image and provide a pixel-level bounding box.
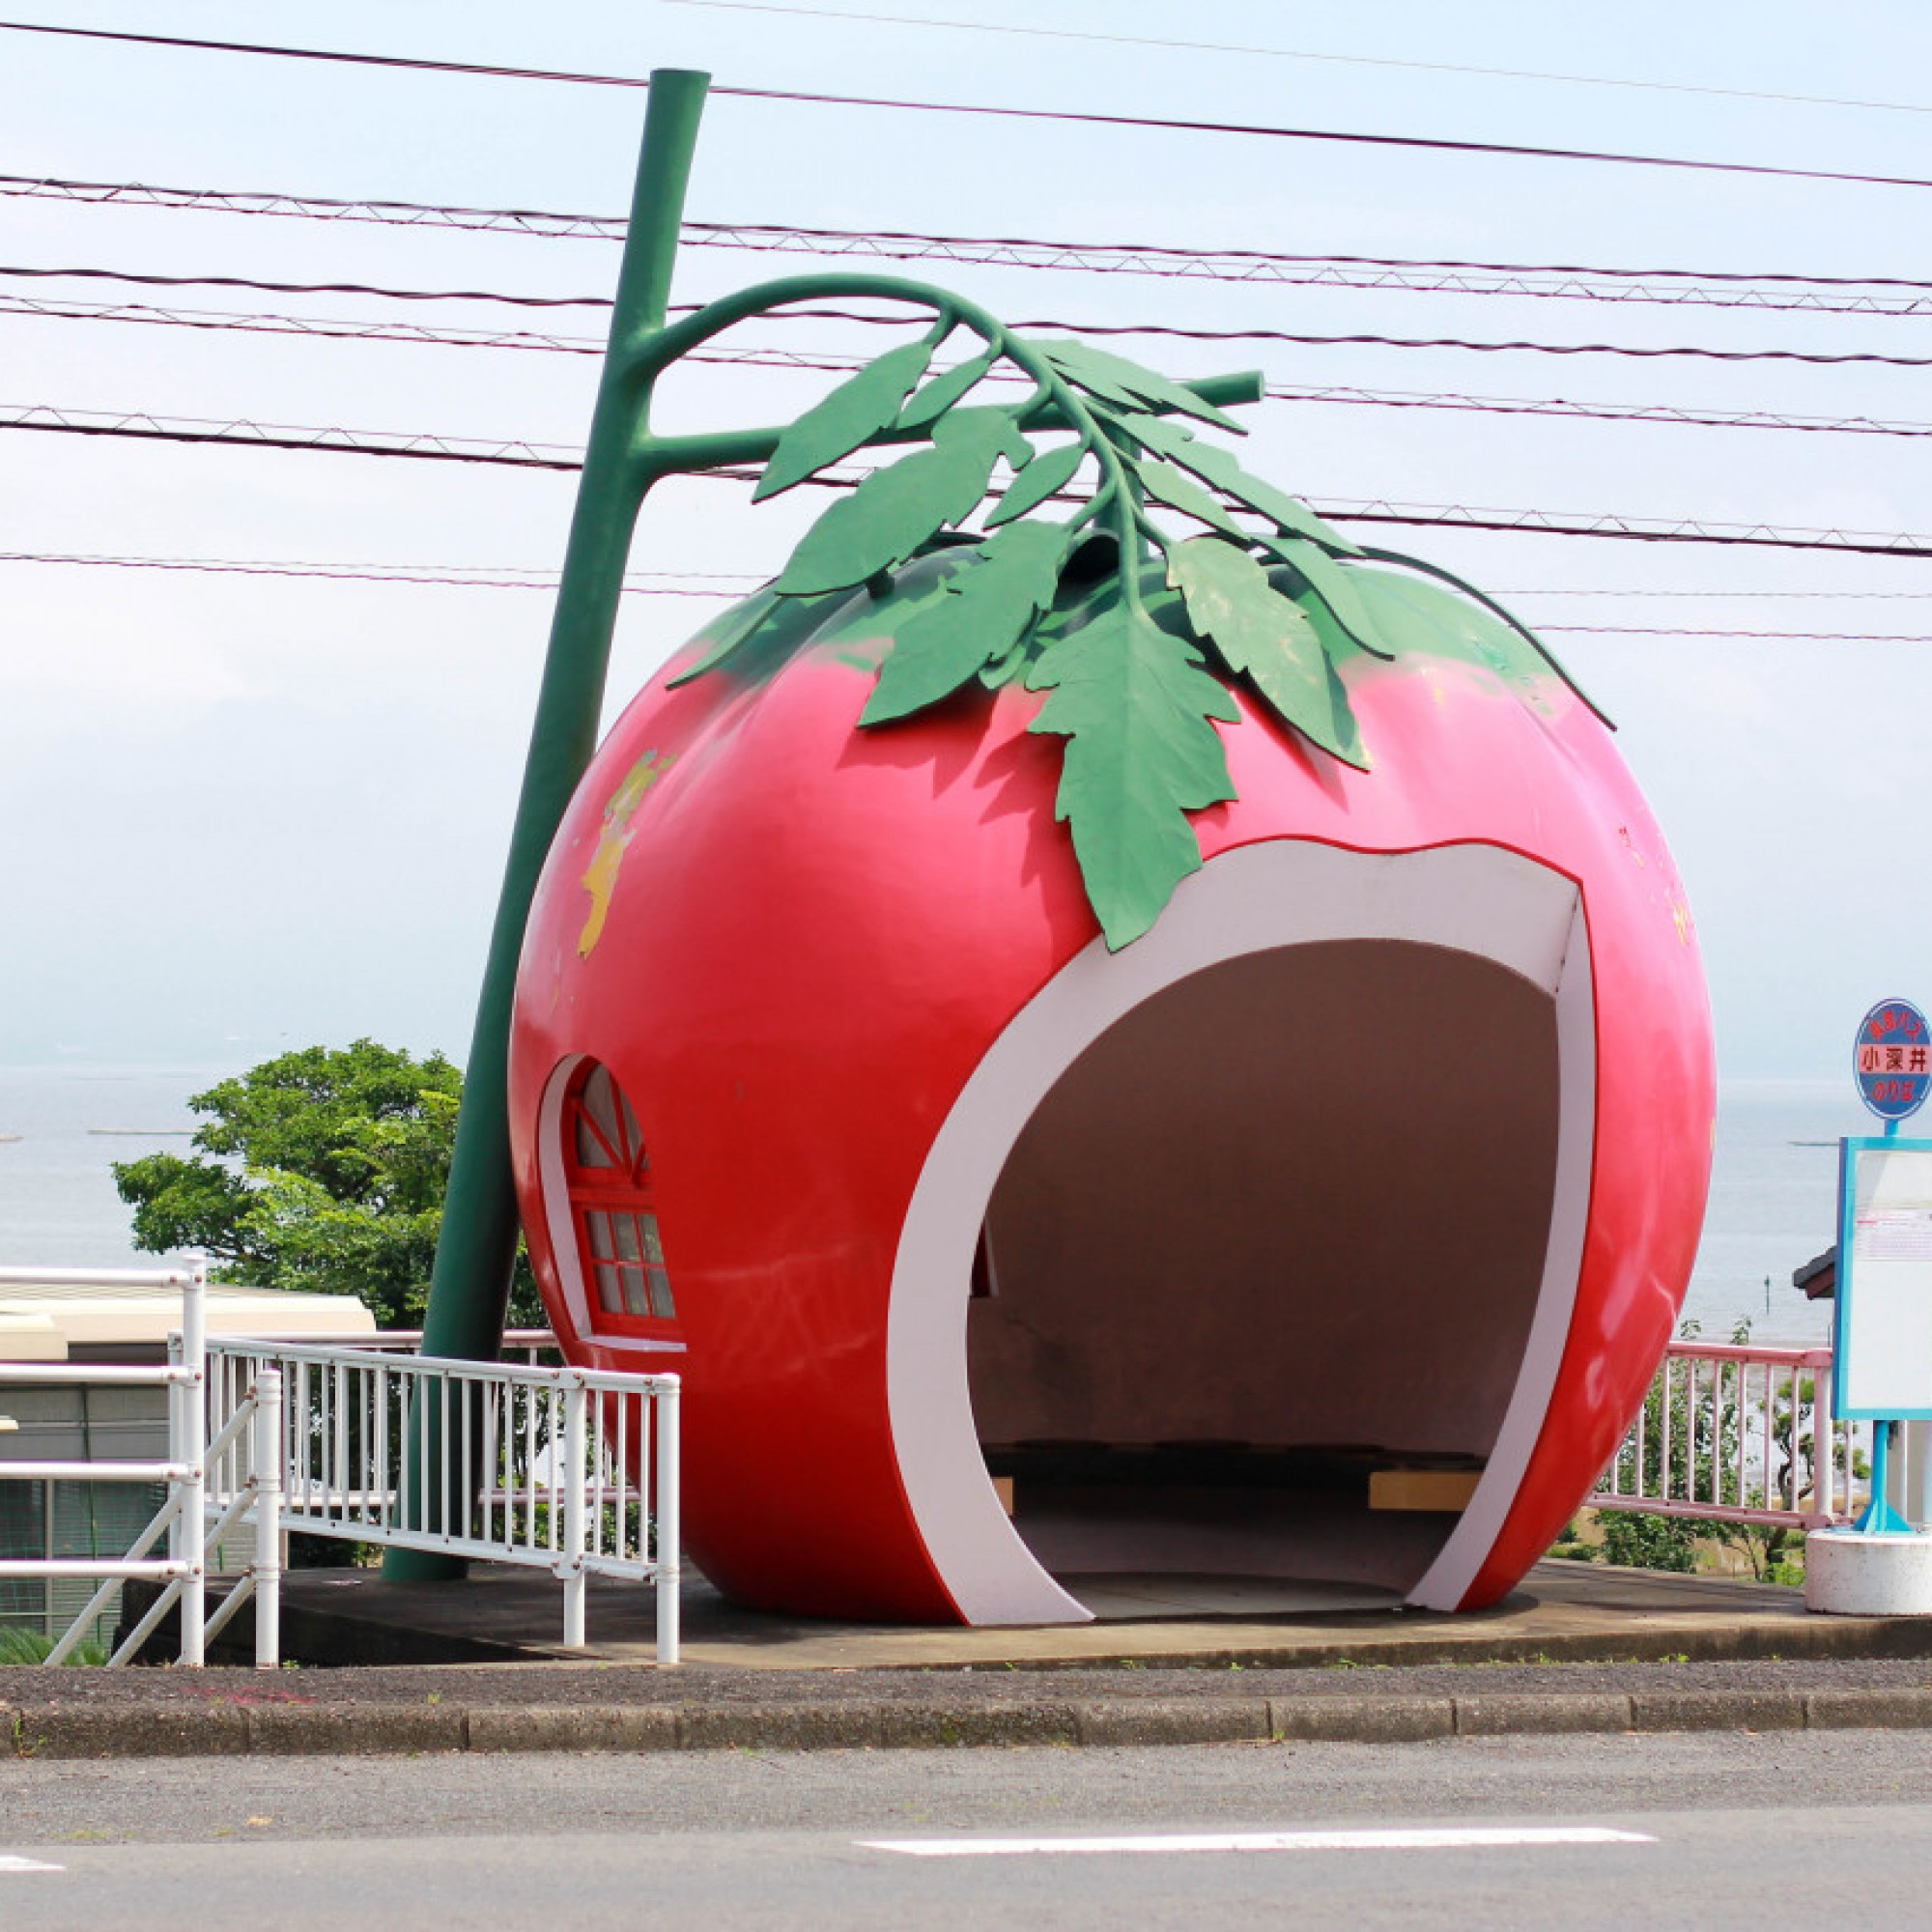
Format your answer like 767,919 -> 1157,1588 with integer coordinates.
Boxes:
385,69 -> 710,1582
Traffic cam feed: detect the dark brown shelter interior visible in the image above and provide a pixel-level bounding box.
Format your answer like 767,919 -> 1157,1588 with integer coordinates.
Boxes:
967,939 -> 1561,1603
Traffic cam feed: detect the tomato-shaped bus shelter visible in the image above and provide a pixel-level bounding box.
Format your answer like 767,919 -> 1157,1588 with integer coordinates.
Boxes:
505,551 -> 1715,1625
398,70 -> 1715,1621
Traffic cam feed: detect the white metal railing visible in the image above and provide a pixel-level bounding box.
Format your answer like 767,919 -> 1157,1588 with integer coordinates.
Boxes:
264,1328 -> 561,1363
1587,1339 -> 1864,1530
0,1264 -> 282,1666
207,1338 -> 681,1660
1,1268 -> 674,1663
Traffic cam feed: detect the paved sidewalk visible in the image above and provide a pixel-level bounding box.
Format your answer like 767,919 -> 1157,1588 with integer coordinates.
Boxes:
6,1561 -> 1932,1759
245,1558 -> 1932,1672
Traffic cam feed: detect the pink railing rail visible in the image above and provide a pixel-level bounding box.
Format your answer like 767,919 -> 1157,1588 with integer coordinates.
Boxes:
1586,1340 -> 1863,1530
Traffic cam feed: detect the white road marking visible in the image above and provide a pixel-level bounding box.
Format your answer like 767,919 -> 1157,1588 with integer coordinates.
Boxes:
0,1856 -> 64,1873
863,1826 -> 1658,1858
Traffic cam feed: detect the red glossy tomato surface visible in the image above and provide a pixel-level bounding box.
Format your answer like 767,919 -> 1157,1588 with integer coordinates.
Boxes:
508,555 -> 1714,1622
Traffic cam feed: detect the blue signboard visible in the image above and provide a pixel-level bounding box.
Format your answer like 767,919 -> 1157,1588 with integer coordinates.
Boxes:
1855,998 -> 1932,1124
1833,1136 -> 1932,1420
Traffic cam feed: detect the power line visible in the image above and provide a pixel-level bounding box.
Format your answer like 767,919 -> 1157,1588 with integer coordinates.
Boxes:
0,172 -> 630,242
809,306 -> 1932,368
0,402 -> 588,469
1506,587 -> 1932,599
4,549 -> 1927,639
0,290 -> 609,355
655,0 -> 1932,120
19,273 -> 1932,384
0,291 -> 944,381
14,292 -> 1932,443
6,21 -> 1932,194
6,402 -> 1930,558
0,549 -> 762,592
14,293 -> 1929,444
0,258 -> 613,306
1537,626 -> 1932,641
1319,503 -> 1932,559
1264,384 -> 1932,440
682,224 -> 1932,317
1019,318 -> 1932,368
14,182 -> 1929,305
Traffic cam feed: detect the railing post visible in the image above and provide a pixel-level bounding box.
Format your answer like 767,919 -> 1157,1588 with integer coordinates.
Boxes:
179,1262 -> 207,1666
1659,1353 -> 1674,1503
253,1370 -> 283,1670
1817,1359 -> 1837,1520
1908,1419 -> 1932,1528
562,1378 -> 587,1648
657,1376 -> 681,1666
164,1328 -> 184,1643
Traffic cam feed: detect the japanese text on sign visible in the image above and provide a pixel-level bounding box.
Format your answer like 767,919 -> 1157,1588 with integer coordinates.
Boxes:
1855,998 -> 1932,1124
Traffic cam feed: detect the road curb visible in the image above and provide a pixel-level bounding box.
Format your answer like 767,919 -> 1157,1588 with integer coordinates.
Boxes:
11,1683 -> 1932,1757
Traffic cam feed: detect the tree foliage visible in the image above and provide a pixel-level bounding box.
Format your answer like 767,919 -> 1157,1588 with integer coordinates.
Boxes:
1572,1318 -> 1836,1585
113,1040 -> 542,1330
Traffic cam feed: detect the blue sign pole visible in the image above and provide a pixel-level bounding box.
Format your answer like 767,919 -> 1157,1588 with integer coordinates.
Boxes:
1847,999 -> 1931,1534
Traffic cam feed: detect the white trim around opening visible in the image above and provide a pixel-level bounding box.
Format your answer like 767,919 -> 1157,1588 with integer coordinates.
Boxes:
884,839 -> 1596,1626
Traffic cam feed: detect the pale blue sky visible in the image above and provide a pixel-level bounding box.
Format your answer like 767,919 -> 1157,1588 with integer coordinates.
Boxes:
3,1 -> 1928,1076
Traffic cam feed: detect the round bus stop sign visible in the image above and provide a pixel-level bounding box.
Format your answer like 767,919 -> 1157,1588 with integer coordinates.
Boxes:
1856,998 -> 1932,1122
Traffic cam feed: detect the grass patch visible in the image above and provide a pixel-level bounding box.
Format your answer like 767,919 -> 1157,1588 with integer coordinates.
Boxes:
0,1624 -> 108,1666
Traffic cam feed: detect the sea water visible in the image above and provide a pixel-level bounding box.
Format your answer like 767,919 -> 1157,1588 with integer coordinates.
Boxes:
0,1063 -> 1864,1344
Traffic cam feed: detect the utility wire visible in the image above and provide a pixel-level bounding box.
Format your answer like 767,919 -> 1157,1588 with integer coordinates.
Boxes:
654,0 -> 1932,121
12,271 -> 1928,371
0,290 -> 609,355
18,293 -> 1932,451
0,257 -> 612,306
0,171 -> 627,242
6,403 -> 1929,558
1021,319 -> 1932,367
788,305 -> 1932,368
682,224 -> 1932,317
0,289 -> 974,380
1321,505 -> 1932,559
11,292 -> 1931,442
1264,384 -> 1932,441
4,21 -> 1932,194
2,548 -> 1926,639
0,549 -> 761,592
1537,626 -> 1932,640
7,177 -> 1929,305
1504,587 -> 1932,599
0,403 -> 588,469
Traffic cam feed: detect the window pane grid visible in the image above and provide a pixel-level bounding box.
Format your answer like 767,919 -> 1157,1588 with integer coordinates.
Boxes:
564,1063 -> 678,1329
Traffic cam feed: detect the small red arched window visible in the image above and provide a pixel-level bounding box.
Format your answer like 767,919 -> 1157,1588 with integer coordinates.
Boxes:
562,1060 -> 676,1325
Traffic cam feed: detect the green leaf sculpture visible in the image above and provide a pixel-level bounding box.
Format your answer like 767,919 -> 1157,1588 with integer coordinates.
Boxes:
1165,537 -> 1365,770
753,339 -> 934,501
678,308 -> 1593,951
776,409 -> 1031,596
1026,603 -> 1239,949
861,520 -> 1070,725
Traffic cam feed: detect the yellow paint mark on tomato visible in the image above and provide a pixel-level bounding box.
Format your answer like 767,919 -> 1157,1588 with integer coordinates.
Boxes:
578,752 -> 674,958
1672,897 -> 1692,947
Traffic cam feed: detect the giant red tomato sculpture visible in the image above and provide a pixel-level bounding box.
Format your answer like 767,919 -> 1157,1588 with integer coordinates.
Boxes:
506,533 -> 1714,1625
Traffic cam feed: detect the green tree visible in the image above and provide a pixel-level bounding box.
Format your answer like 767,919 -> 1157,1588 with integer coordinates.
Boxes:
113,1040 -> 542,1331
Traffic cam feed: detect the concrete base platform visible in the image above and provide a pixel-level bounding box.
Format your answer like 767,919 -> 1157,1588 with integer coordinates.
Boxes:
1806,1529 -> 1932,1617
165,1557 -> 1932,1673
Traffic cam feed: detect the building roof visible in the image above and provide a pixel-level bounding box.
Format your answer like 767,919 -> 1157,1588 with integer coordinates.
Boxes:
1794,1247 -> 1837,1300
0,1277 -> 379,1360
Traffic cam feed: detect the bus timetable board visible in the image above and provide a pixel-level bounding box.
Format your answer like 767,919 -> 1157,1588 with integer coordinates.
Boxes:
1835,1136 -> 1932,1420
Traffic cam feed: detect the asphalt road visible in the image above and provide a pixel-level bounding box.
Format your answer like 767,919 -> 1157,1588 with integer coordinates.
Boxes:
4,1730 -> 1930,1928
